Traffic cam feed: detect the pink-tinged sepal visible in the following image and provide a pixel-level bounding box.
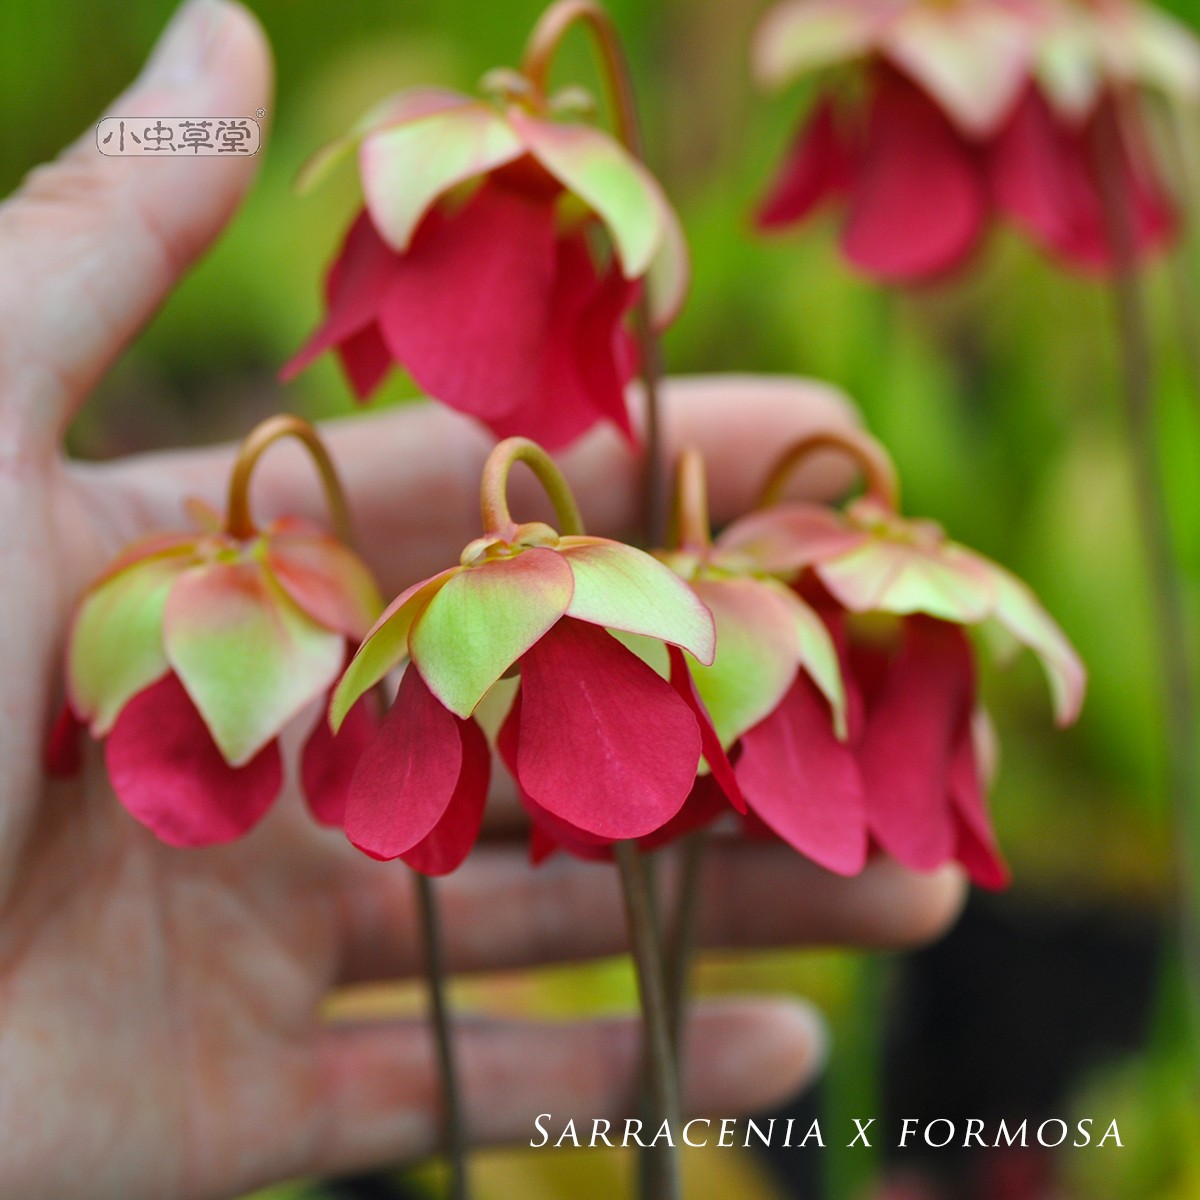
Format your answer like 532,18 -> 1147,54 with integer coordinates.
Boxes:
509,619 -> 700,841
105,675 -> 283,848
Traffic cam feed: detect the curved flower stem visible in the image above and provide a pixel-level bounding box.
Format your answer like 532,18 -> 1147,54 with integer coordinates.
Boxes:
414,872 -> 471,1200
615,840 -> 682,1200
480,437 -> 585,537
1161,106 -> 1200,422
225,414 -> 353,543
1091,99 -> 1200,1065
521,0 -> 669,545
757,429 -> 900,512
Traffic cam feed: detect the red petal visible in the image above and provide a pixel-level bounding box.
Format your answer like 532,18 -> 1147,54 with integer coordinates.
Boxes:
344,667 -> 463,861
480,232 -> 638,450
281,211 -> 398,385
498,696 -> 614,862
842,70 -> 987,281
948,719 -> 1009,890
990,87 -> 1173,271
105,675 -> 282,847
45,702 -> 85,778
736,676 -> 867,876
513,619 -> 700,840
666,645 -> 746,814
401,717 -> 491,876
858,617 -> 973,872
338,325 -> 393,400
377,179 -> 557,423
757,95 -> 854,229
301,691 -> 378,827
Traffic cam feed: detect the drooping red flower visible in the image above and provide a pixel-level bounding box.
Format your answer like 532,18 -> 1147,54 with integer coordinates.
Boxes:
55,502 -> 383,847
329,439 -> 721,874
283,85 -> 688,450
753,0 -> 1196,279
718,475 -> 1086,887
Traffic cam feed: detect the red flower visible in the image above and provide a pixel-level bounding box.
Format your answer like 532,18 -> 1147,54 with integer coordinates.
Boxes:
717,430 -> 1085,887
329,439 -> 719,874
53,506 -> 383,847
753,0 -> 1194,279
283,88 -> 688,450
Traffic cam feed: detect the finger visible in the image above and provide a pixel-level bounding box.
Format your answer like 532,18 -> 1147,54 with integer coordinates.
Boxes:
306,999 -> 826,1179
0,0 -> 271,448
90,375 -> 862,593
331,842 -> 966,986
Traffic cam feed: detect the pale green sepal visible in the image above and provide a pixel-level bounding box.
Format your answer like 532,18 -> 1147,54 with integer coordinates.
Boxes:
762,577 -> 848,738
329,568 -> 457,731
980,561 -> 1086,727
688,577 -> 800,748
409,548 -> 574,719
560,536 -> 715,665
361,103 -> 525,251
68,556 -> 187,735
818,538 -> 996,623
296,87 -> 469,194
164,562 -> 344,766
512,112 -> 663,278
753,0 -> 878,87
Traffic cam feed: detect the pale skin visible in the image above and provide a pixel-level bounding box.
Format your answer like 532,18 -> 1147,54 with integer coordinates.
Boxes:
0,2 -> 965,1197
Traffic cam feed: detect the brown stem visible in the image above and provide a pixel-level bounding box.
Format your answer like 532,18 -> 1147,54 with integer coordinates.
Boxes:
479,437 -> 585,537
1091,96 -> 1200,1060
414,873 -> 471,1200
224,414 -> 353,542
673,447 -> 712,555
615,841 -> 682,1200
757,429 -> 900,512
521,0 -> 668,545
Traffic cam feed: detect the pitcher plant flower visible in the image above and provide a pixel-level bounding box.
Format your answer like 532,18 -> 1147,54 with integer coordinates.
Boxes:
50,417 -> 383,847
717,428 -> 1086,887
329,437 -> 719,874
751,0 -> 1200,279
282,3 -> 688,454
611,448 -> 867,877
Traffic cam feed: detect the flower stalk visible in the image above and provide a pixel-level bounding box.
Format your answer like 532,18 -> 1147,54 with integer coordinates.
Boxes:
415,872 -> 471,1200
615,840 -> 682,1200
479,437 -> 585,537
521,0 -> 669,544
225,414 -> 353,543
1091,98 -> 1200,1068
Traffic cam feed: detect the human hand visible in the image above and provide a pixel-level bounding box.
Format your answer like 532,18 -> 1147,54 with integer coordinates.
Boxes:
0,3 -> 965,1197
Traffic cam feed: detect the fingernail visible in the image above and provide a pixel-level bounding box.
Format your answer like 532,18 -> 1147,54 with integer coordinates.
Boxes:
137,0 -> 226,88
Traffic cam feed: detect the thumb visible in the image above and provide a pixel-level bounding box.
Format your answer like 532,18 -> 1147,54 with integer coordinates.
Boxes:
0,0 -> 272,453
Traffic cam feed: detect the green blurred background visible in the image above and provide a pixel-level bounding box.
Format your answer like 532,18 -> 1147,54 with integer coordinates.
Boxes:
3,1 -> 1199,1197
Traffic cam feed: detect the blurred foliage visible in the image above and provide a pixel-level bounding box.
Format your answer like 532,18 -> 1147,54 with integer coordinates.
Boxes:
5,1 -> 1200,1198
